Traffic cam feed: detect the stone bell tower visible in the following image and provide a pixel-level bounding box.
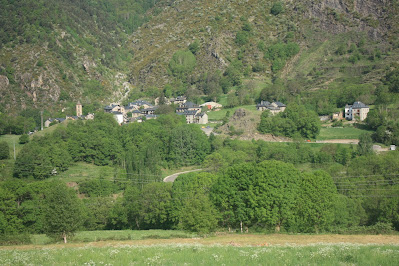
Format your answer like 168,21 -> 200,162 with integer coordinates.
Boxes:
76,101 -> 82,117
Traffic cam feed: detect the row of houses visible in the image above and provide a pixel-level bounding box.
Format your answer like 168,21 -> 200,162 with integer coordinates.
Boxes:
44,113 -> 94,128
256,100 -> 370,122
330,101 -> 370,121
104,100 -> 159,124
104,96 -> 212,125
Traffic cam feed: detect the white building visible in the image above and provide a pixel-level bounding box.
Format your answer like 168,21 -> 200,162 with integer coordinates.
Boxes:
112,111 -> 124,125
345,101 -> 370,121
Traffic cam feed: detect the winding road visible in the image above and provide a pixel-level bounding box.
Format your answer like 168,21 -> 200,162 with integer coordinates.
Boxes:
163,169 -> 203,182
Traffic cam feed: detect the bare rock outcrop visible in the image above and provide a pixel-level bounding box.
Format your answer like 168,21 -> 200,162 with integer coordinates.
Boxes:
0,75 -> 9,91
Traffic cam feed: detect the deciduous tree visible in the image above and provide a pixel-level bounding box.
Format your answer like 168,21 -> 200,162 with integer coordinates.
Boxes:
43,182 -> 83,243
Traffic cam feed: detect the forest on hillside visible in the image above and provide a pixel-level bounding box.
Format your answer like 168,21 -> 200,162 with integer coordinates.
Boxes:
1,112 -> 399,244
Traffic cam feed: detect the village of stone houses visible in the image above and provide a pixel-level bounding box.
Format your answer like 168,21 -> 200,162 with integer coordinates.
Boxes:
45,97 -> 370,127
40,95 -> 396,151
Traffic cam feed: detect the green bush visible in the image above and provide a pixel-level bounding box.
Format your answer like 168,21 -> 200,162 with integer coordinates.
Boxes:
332,120 -> 344,127
271,2 -> 284,16
235,31 -> 249,46
188,40 -> 200,55
0,233 -> 31,246
19,134 -> 30,144
169,50 -> 196,80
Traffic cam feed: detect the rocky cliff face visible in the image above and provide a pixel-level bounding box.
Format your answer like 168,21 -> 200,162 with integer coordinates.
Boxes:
301,0 -> 392,39
127,0 -> 397,90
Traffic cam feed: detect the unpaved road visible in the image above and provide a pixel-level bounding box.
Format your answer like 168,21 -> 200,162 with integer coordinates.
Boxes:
163,169 -> 203,182
316,139 -> 359,144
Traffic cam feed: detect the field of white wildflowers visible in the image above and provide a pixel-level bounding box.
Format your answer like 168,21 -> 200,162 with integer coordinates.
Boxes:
1,243 -> 398,265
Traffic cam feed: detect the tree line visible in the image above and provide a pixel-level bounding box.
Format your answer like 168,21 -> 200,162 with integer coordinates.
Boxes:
1,112 -> 399,243
1,154 -> 398,244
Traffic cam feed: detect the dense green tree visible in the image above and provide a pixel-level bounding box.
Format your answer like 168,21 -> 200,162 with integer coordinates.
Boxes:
0,142 -> 9,160
258,103 -> 320,139
358,132 -> 373,155
14,142 -> 52,179
172,172 -> 219,233
254,161 -> 300,231
283,103 -> 320,139
79,179 -> 117,197
107,197 -> 128,230
384,68 -> 399,93
297,171 -> 337,233
169,125 -> 210,166
265,42 -> 299,72
203,152 -> 228,172
212,163 -> 257,231
19,134 -> 29,144
0,186 -> 24,235
169,50 -> 196,81
43,182 -> 84,243
83,197 -> 115,230
138,183 -> 173,229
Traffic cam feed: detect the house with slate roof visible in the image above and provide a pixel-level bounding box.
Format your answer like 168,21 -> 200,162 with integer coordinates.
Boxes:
256,101 -> 286,115
176,101 -> 208,124
176,101 -> 202,113
104,104 -> 125,114
345,101 -> 370,121
141,106 -> 158,115
172,96 -> 187,106
127,100 -> 153,110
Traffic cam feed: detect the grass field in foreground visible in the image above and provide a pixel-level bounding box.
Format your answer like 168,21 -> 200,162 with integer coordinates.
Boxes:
1,243 -> 398,265
317,127 -> 372,140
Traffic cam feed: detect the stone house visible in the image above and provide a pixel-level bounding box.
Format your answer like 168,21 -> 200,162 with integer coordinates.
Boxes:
332,111 -> 343,120
172,96 -> 187,106
345,101 -> 370,121
104,104 -> 125,114
256,101 -> 286,115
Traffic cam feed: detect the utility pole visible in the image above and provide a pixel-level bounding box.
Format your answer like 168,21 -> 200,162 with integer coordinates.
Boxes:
40,110 -> 43,131
13,141 -> 16,160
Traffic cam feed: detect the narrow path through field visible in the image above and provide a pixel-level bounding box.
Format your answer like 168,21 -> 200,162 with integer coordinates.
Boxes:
163,169 -> 203,182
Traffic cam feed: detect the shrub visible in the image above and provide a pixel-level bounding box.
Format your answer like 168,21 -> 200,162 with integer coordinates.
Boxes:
235,31 -> 249,46
332,120 -> 344,127
19,134 -> 30,144
271,2 -> 284,16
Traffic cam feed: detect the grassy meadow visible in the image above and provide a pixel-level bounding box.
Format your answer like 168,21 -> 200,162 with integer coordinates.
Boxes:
30,230 -> 196,245
1,243 -> 398,265
0,135 -> 24,157
317,127 -> 372,140
2,231 -> 399,265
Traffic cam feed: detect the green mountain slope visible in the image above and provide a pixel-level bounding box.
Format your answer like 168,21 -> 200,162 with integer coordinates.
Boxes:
0,0 -> 167,113
0,0 -> 398,114
127,0 -> 399,109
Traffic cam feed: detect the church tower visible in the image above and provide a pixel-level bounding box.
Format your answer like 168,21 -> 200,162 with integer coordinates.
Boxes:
76,101 -> 82,117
